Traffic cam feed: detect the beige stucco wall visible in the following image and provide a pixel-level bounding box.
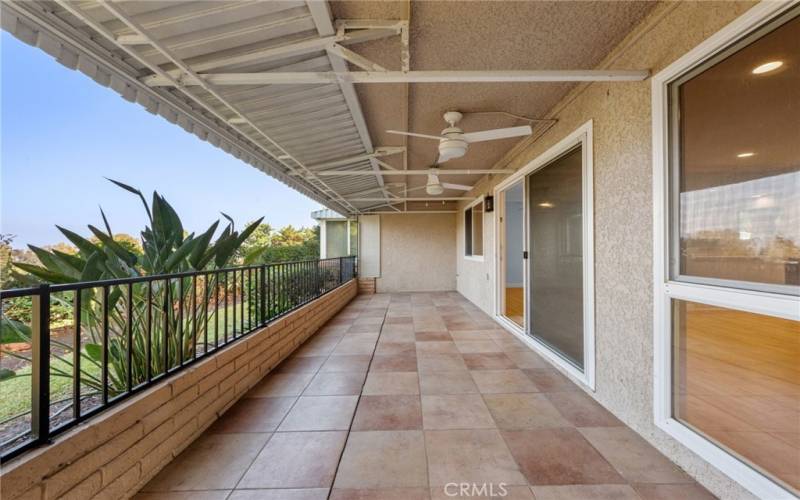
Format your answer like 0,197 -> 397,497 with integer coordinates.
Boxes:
454,3 -> 760,499
377,213 -> 457,292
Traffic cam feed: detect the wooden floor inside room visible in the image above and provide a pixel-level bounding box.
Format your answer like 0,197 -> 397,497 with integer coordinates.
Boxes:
505,287 -> 524,327
676,305 -> 800,494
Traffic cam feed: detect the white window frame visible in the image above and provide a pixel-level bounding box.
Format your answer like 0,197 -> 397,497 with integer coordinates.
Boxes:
652,3 -> 799,499
493,120 -> 595,390
464,196 -> 486,262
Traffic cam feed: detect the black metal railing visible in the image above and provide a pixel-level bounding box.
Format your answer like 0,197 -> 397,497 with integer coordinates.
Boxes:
0,256 -> 356,462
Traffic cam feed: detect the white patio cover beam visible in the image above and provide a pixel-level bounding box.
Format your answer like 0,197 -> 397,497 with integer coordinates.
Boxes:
146,69 -> 651,86
347,197 -> 473,202
308,147 -> 405,170
316,169 -> 515,176
140,27 -> 399,86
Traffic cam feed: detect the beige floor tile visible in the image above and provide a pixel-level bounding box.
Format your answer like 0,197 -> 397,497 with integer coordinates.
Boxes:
417,353 -> 468,372
370,354 -> 418,372
293,338 -> 340,357
352,395 -> 423,430
248,372 -> 314,397
332,338 -> 377,356
522,368 -> 579,392
134,491 -> 231,500
143,433 -> 269,491
211,397 -> 295,433
545,391 -> 622,427
375,341 -> 417,356
330,488 -> 430,500
455,340 -> 503,354
425,429 -> 527,486
449,330 -> 493,340
632,483 -> 717,500
334,431 -> 429,489
484,393 -> 571,430
578,427 -> 693,483
415,331 -> 452,342
502,428 -> 624,485
421,394 -> 496,430
238,431 -> 347,488
416,341 -> 459,354
278,396 -> 359,431
381,330 -> 417,342
303,371 -> 366,396
471,369 -> 539,394
463,352 -> 517,370
228,489 -> 329,500
531,484 -> 641,500
320,354 -> 372,373
504,350 -> 549,369
276,355 -> 326,373
419,371 -> 479,395
363,371 -> 420,395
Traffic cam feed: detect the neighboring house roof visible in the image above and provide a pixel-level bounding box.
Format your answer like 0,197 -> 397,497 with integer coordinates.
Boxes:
311,209 -> 349,221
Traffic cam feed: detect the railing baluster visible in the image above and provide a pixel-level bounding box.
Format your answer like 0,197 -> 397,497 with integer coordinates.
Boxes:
192,274 -> 198,358
163,280 -> 169,375
101,286 -> 109,404
178,277 -> 184,367
73,289 -> 81,420
126,282 -> 133,392
146,281 -> 152,382
31,284 -> 51,445
214,272 -> 219,348
224,272 -> 229,344
202,273 -> 207,356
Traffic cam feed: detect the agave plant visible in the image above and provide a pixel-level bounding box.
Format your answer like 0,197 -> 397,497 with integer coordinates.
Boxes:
1,179 -> 262,397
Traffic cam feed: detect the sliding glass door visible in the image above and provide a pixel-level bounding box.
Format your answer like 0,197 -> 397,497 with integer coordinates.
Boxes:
527,146 -> 585,369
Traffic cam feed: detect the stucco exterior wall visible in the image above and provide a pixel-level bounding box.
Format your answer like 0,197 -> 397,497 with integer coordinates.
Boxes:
455,3 -> 759,499
377,213 -> 457,293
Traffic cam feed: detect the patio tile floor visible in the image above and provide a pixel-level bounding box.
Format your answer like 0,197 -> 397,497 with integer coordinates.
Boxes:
136,292 -> 715,499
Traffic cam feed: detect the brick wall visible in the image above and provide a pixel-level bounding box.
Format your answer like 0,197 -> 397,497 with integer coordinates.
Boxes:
357,277 -> 376,294
0,280 -> 357,500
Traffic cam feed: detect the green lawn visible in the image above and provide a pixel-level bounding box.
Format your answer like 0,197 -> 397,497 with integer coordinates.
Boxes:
0,351 -> 101,422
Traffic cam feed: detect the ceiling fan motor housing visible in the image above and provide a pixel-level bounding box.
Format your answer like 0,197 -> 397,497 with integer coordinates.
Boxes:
438,126 -> 468,162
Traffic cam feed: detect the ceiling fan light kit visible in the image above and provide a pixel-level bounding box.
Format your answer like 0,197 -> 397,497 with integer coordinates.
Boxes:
387,110 -> 533,164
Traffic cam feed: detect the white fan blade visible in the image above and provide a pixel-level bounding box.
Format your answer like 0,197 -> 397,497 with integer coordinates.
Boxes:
386,130 -> 443,141
441,182 -> 473,191
463,125 -> 533,143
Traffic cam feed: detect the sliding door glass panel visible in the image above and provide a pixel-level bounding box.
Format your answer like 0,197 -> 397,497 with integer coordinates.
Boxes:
670,13 -> 800,292
503,182 -> 525,327
528,147 -> 584,368
672,299 -> 800,495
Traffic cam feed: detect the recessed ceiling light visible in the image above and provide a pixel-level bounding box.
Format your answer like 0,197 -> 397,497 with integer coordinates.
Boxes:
752,61 -> 783,74
538,202 -> 554,208
737,152 -> 755,158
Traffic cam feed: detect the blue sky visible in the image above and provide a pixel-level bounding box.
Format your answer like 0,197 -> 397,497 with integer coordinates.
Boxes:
1,32 -> 324,249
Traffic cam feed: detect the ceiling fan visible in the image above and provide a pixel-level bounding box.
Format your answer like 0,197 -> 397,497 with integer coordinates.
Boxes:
387,111 -> 533,163
395,167 -> 473,195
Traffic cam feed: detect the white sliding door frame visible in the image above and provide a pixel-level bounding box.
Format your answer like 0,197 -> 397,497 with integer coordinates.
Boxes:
494,120 -> 595,390
652,3 -> 799,499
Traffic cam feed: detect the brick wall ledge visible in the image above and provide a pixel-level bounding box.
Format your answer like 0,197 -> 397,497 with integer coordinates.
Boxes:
0,279 -> 358,500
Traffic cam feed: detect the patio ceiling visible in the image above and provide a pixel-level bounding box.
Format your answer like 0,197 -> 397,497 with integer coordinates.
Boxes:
2,1 -> 655,215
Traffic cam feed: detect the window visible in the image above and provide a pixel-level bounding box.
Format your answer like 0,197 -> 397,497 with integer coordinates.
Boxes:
654,5 -> 799,498
465,199 -> 484,258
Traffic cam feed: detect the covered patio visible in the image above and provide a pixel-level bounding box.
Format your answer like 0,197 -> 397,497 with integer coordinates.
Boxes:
1,1 -> 798,499
136,291 -> 712,500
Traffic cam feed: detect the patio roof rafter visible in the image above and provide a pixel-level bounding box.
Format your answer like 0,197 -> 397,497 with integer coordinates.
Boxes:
145,69 -> 651,86
61,0 -> 363,214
